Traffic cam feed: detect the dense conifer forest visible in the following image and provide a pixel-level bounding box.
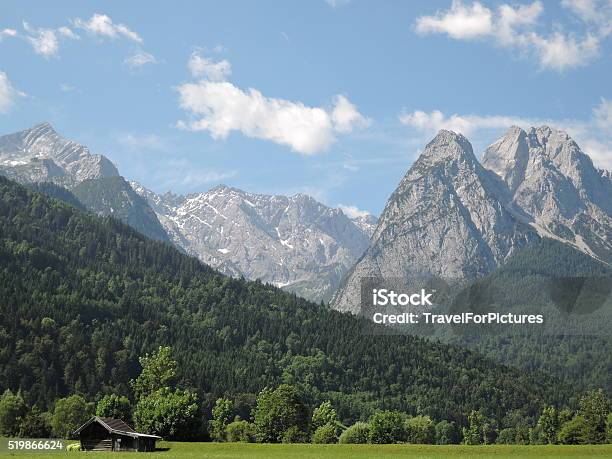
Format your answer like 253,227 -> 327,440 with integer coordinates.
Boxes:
0,176 -> 573,426
445,239 -> 612,393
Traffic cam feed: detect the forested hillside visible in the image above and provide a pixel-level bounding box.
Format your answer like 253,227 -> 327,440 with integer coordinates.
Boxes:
447,238 -> 612,393
0,176 -> 571,426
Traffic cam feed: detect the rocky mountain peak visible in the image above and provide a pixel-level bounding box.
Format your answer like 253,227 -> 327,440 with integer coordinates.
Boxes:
483,126 -> 611,263
333,125 -> 612,314
332,130 -> 536,313
131,182 -> 373,302
418,129 -> 476,165
28,122 -> 56,136
0,123 -> 119,184
481,126 -> 530,192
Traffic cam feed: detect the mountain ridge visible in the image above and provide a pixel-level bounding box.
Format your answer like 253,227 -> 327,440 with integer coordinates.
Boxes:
0,122 -> 119,184
131,181 -> 374,302
332,126 -> 610,313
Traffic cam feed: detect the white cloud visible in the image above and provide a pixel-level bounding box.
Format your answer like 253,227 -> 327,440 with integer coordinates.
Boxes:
21,22 -> 79,57
10,14 -> 147,63
0,28 -> 17,41
124,51 -> 158,69
593,98 -> 612,129
0,72 -> 22,113
178,81 -> 333,154
73,13 -> 142,43
528,32 -> 600,71
415,1 -> 494,39
57,26 -> 79,40
331,95 -> 371,133
496,2 -> 543,45
187,52 -> 231,81
578,137 -> 612,170
414,1 -> 610,71
177,55 -> 369,155
585,99 -> 612,169
561,0 -> 600,23
23,23 -> 57,57
338,204 -> 371,219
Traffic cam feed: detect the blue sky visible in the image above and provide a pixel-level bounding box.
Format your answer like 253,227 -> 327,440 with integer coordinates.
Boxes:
1,1 -> 611,216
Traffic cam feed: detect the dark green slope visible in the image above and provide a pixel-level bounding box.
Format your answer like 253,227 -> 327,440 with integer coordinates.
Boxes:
448,238 -> 612,393
71,176 -> 170,243
28,181 -> 86,211
0,176 -> 570,426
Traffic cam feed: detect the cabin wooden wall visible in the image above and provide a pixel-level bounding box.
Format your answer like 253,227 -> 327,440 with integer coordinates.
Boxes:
80,423 -> 112,451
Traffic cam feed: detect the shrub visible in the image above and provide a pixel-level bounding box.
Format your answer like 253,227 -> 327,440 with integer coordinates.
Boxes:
496,428 -> 516,444
312,423 -> 339,444
537,406 -> 559,444
253,385 -> 308,443
339,422 -> 370,444
133,388 -> 200,440
529,424 -> 546,445
462,410 -> 497,445
558,416 -> 589,445
66,443 -> 81,451
226,420 -> 256,442
96,394 -> 131,423
435,420 -> 460,445
281,425 -> 308,443
368,411 -> 406,444
312,401 -> 339,431
0,390 -> 27,437
578,389 -> 609,444
405,415 -> 435,444
50,395 -> 92,439
18,406 -> 51,438
209,398 -> 234,442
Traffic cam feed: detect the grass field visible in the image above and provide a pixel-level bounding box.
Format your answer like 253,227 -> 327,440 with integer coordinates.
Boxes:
1,442 -> 612,459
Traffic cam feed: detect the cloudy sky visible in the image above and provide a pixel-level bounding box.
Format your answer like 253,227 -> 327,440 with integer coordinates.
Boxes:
1,1 -> 611,215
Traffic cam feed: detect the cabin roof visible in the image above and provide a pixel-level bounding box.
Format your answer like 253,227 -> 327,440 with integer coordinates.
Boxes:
74,416 -> 162,439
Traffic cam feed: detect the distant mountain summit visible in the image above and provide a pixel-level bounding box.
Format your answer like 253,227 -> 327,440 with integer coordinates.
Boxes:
348,213 -> 377,237
332,127 -> 611,313
332,129 -> 536,313
482,125 -> 612,264
0,123 -> 119,184
131,182 -> 373,302
0,123 -> 169,242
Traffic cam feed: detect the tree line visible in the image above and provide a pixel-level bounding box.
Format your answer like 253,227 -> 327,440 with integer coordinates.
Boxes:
0,346 -> 610,445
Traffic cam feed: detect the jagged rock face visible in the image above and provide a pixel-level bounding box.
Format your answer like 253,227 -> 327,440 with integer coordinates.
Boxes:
0,123 -> 119,184
0,124 -> 170,243
482,126 -> 612,264
131,183 -> 372,303
350,214 -> 377,238
72,177 -> 171,243
332,130 -> 537,313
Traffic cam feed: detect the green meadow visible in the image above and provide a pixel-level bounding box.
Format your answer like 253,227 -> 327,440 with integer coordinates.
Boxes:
1,442 -> 612,459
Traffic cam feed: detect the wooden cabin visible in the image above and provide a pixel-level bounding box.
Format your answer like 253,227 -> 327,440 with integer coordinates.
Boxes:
74,416 -> 161,452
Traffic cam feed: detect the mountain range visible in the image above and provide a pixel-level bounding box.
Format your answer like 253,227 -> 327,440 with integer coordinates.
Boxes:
130,183 -> 372,302
0,123 -> 170,243
1,123 -> 609,309
0,123 -> 375,302
332,126 -> 611,313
